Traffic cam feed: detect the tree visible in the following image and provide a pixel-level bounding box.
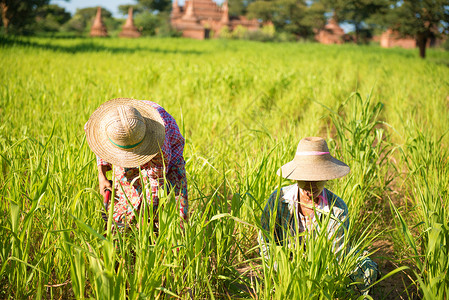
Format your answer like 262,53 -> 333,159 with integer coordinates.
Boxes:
247,0 -> 275,22
1,0 -> 50,34
34,4 -> 71,33
384,0 -> 449,58
228,0 -> 255,17
118,4 -> 143,16
320,0 -> 388,43
247,0 -> 325,38
139,0 -> 171,13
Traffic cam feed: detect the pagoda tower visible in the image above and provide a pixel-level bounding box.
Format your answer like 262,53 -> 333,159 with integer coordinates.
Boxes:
119,7 -> 141,38
171,0 -> 182,19
90,7 -> 108,37
181,0 -> 196,21
220,1 -> 229,25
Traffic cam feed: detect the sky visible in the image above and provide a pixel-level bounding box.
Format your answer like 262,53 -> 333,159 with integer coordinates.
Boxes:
50,0 -> 137,17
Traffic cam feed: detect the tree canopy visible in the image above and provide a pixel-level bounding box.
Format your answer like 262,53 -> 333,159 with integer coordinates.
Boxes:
321,0 -> 388,43
34,4 -> 71,33
383,0 -> 449,58
1,0 -> 50,34
247,0 -> 325,38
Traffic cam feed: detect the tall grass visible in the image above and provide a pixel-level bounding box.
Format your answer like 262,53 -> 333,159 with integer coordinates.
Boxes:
1,36 -> 448,298
391,130 -> 449,299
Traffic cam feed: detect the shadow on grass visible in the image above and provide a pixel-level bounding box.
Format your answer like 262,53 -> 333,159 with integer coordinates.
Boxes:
428,57 -> 449,68
0,36 -> 205,55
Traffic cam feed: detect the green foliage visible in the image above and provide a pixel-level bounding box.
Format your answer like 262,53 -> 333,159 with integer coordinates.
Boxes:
228,0 -> 250,17
382,0 -> 449,57
321,0 -> 389,43
155,11 -> 181,37
134,10 -> 159,36
219,25 -> 232,38
139,0 -> 172,13
384,0 -> 449,37
36,4 -> 71,25
444,38 -> 449,51
247,0 -> 275,22
232,25 -> 248,39
33,4 -> 71,33
219,24 -> 279,42
322,92 -> 396,244
391,131 -> 449,299
247,0 -> 325,38
0,0 -> 50,34
118,4 -> 142,16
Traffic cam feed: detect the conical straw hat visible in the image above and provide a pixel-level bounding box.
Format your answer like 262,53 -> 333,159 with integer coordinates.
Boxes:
85,98 -> 165,168
277,137 -> 350,181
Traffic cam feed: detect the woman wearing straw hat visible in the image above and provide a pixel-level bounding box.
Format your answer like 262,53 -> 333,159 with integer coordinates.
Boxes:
84,98 -> 188,227
258,137 -> 378,295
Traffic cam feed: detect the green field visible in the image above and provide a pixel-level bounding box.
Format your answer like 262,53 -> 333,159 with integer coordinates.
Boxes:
1,36 -> 449,299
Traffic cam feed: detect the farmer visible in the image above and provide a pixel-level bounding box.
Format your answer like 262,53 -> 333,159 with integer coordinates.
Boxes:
258,137 -> 378,294
84,98 -> 188,227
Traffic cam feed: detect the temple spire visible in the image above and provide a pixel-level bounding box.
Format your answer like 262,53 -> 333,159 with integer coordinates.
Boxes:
119,7 -> 141,38
220,1 -> 229,24
172,0 -> 181,18
90,7 -> 108,37
182,0 -> 196,20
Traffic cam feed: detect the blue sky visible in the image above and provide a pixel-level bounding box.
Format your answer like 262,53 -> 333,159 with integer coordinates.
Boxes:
50,0 -> 138,17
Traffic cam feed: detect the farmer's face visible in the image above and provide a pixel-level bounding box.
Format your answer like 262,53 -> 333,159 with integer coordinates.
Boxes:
297,181 -> 326,199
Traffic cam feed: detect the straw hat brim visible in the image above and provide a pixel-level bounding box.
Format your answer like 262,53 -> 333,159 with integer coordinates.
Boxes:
277,155 -> 350,181
85,98 -> 165,168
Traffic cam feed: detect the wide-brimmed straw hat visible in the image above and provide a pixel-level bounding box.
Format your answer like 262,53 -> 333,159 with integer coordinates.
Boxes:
85,98 -> 165,168
277,137 -> 350,181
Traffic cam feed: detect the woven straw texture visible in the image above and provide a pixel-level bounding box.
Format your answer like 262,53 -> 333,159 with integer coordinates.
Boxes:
85,98 -> 165,168
277,137 -> 350,181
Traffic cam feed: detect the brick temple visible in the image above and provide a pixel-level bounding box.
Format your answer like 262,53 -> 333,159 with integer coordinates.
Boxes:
171,0 -> 259,39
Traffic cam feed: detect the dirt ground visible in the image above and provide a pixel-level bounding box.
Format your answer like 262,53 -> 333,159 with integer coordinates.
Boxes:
370,239 -> 421,300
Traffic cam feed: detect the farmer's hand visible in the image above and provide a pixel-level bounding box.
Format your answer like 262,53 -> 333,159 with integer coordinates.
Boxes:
99,176 -> 112,196
98,165 -> 112,196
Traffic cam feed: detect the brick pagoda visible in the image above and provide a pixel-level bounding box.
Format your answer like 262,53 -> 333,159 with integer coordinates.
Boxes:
171,0 -> 259,39
90,7 -> 108,37
119,7 -> 141,38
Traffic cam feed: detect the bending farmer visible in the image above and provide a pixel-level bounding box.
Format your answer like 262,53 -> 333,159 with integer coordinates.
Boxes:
85,98 -> 188,227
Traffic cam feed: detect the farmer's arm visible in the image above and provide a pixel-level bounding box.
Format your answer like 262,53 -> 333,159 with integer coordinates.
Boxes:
165,117 -> 188,222
97,157 -> 111,196
166,156 -> 188,222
